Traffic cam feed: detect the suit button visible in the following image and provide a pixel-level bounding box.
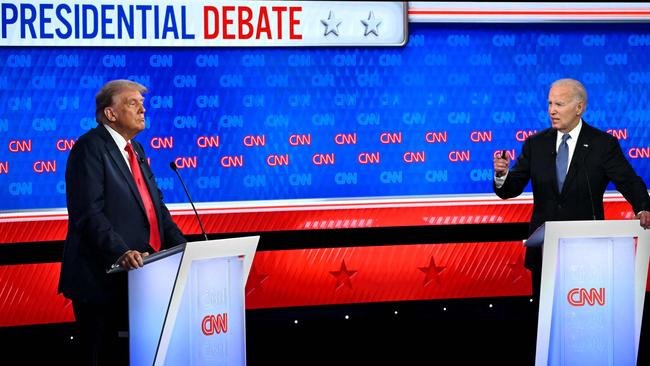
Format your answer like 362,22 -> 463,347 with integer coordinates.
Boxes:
557,204 -> 562,209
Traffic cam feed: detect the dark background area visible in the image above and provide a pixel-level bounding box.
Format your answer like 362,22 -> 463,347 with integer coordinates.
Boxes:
0,296 -> 539,365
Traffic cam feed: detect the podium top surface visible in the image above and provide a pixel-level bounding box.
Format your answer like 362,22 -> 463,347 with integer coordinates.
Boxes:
525,219 -> 645,248
107,243 -> 186,274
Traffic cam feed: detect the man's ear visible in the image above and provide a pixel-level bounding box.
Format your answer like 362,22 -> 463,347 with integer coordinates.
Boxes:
104,107 -> 116,122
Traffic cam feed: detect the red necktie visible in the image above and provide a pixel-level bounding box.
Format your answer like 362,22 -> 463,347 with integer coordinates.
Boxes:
125,142 -> 161,252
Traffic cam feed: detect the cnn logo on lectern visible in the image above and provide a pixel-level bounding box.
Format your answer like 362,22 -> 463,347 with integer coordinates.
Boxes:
567,287 -> 606,306
201,313 -> 228,335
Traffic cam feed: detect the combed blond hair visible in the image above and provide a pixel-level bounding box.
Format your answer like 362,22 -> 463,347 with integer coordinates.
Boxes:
95,79 -> 147,124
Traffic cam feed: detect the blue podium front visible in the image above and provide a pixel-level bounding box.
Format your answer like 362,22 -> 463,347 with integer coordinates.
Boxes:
549,237 -> 635,365
528,221 -> 650,366
127,237 -> 258,366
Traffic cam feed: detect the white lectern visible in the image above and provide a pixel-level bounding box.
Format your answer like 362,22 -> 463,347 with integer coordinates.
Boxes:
120,236 -> 259,366
526,221 -> 649,366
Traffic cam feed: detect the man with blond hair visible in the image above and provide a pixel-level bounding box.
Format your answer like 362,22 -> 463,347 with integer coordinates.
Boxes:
59,79 -> 186,365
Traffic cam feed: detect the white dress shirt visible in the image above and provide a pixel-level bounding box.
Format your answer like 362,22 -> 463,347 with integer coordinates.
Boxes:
494,120 -> 583,188
103,124 -> 132,172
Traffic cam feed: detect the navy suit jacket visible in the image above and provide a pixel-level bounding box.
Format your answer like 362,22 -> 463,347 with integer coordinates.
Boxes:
58,125 -> 185,304
494,122 -> 650,271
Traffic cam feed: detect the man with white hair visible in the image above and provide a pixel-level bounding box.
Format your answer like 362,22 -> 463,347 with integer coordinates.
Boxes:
493,78 -> 650,298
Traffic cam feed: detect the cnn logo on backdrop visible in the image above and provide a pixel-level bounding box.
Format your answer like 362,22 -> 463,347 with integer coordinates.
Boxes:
567,288 -> 606,306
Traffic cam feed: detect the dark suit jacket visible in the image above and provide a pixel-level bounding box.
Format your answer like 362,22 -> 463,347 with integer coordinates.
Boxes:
494,122 -> 650,272
58,125 -> 186,304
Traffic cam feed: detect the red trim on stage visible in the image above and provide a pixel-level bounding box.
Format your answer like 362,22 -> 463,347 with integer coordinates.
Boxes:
0,199 -> 640,326
0,242 -> 531,326
0,263 -> 74,327
245,241 -> 532,309
2,237 -> 646,326
0,200 -> 636,244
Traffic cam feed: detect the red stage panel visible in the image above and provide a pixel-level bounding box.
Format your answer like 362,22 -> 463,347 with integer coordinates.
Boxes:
0,197 -> 636,244
245,241 -> 532,309
1,240 -> 648,326
0,263 -> 74,327
0,242 -> 530,326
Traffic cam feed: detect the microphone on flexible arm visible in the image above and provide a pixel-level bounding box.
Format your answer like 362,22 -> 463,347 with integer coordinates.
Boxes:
169,161 -> 209,241
580,144 -> 597,221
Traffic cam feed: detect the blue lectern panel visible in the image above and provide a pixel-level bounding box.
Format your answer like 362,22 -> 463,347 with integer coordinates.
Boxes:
129,251 -> 183,366
164,256 -> 245,366
549,237 -> 635,366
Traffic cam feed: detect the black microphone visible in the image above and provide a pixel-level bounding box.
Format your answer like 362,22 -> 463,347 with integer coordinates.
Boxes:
581,145 -> 596,221
169,161 -> 209,241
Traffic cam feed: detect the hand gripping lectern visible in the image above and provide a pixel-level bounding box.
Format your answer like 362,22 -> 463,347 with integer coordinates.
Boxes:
526,220 -> 649,365
121,236 -> 259,366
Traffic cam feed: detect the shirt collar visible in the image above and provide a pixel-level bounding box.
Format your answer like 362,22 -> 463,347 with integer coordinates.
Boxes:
103,123 -> 130,151
559,119 -> 582,141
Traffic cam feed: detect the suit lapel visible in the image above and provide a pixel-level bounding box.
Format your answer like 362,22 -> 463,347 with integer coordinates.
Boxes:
546,129 -> 561,197
97,126 -> 147,215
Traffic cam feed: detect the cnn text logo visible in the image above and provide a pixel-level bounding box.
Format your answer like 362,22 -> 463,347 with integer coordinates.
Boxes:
567,288 -> 605,306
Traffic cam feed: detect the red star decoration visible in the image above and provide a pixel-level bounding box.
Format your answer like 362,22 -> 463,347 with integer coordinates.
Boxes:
507,254 -> 526,283
329,260 -> 357,290
419,256 -> 446,287
245,266 -> 269,295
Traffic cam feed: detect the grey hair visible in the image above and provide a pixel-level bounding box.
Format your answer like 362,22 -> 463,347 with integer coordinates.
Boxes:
95,79 -> 147,124
551,78 -> 587,105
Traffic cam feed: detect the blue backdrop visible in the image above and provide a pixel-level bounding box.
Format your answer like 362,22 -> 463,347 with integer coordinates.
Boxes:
1,23 -> 649,210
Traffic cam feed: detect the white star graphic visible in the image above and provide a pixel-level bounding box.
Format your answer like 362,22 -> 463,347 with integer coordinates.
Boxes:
361,11 -> 381,37
321,11 -> 342,37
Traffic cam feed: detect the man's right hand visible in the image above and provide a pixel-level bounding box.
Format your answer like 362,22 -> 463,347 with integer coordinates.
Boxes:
117,250 -> 149,270
493,152 -> 510,178
635,211 -> 650,230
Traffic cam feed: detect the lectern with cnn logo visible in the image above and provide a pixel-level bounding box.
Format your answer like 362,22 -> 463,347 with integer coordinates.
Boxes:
526,220 -> 650,365
125,236 -> 259,366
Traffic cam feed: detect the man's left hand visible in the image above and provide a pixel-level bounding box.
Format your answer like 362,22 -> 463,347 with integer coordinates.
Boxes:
635,210 -> 650,229
117,250 -> 150,270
